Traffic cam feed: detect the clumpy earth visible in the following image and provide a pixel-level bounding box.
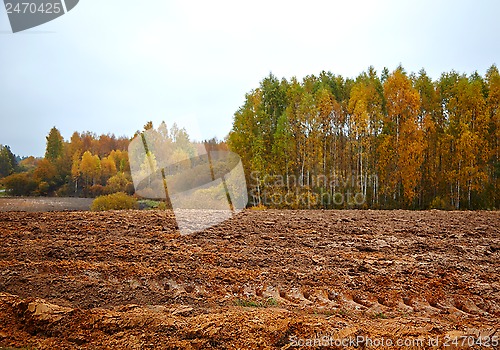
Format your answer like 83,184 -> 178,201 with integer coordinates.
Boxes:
0,209 -> 498,349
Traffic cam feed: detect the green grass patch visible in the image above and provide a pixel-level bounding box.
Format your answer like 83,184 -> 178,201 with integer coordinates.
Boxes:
372,312 -> 388,319
235,297 -> 279,308
137,199 -> 167,210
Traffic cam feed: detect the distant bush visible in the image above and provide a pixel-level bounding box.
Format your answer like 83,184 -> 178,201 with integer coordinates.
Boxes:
430,196 -> 450,210
105,172 -> 134,195
137,199 -> 168,210
91,192 -> 138,211
37,181 -> 50,196
250,203 -> 267,210
3,173 -> 38,196
89,184 -> 105,197
55,183 -> 71,197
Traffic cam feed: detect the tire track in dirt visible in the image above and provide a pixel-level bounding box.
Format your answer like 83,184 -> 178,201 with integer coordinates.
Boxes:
0,209 -> 499,348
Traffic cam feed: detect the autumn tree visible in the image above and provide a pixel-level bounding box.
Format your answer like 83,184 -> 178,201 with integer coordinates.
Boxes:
347,67 -> 384,205
8,66 -> 497,208
100,156 -> 117,183
106,172 -> 133,194
3,173 -> 37,196
443,73 -> 490,208
378,68 -> 423,207
109,150 -> 130,173
45,127 -> 64,162
80,151 -> 101,187
71,152 -> 81,195
485,65 -> 500,208
18,156 -> 38,172
33,158 -> 58,194
228,88 -> 265,200
414,69 -> 442,207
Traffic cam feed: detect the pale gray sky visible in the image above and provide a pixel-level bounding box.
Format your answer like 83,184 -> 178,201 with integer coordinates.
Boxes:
1,0 -> 499,157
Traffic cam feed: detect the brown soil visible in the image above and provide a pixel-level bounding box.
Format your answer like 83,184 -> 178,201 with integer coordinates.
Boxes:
0,209 -> 499,349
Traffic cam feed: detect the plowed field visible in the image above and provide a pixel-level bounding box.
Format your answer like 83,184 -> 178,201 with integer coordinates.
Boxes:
0,209 -> 499,349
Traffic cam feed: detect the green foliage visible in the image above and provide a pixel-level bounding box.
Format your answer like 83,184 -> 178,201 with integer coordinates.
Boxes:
372,312 -> 388,319
0,145 -> 17,178
91,192 -> 138,211
234,297 -> 278,308
45,127 -> 64,161
137,199 -> 167,210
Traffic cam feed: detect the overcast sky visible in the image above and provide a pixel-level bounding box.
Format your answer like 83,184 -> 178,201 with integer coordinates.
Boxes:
1,0 -> 499,157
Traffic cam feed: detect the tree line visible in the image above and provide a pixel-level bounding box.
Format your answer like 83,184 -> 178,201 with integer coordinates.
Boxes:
1,128 -> 132,197
0,122 -> 222,199
228,65 -> 500,209
2,65 -> 499,210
